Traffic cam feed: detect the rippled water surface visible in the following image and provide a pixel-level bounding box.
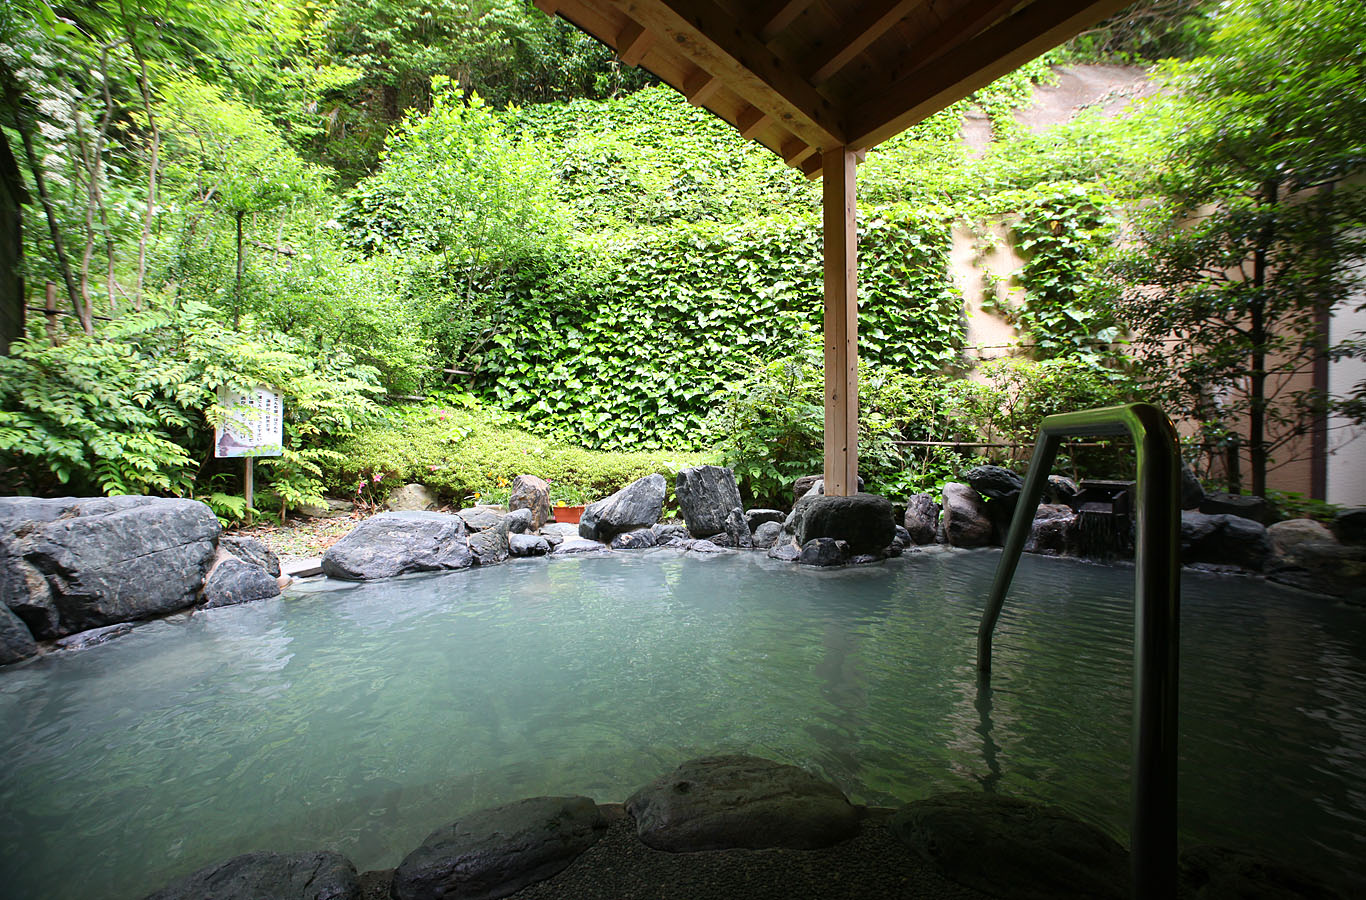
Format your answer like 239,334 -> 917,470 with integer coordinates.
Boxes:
1,550 -> 1363,898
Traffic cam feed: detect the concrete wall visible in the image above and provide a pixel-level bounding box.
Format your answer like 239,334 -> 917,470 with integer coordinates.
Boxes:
1327,279 -> 1366,506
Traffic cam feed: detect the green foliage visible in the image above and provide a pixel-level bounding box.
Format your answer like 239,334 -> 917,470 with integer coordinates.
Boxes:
330,394 -> 707,505
474,205 -> 963,452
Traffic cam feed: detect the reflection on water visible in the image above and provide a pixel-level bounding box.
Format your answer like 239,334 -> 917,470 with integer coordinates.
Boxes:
0,550 -> 1362,898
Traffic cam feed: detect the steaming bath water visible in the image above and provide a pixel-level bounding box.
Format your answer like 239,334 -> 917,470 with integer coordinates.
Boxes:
1,550 -> 1362,898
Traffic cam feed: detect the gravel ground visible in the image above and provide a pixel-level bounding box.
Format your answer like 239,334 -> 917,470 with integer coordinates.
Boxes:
358,812 -> 990,900
235,510 -> 371,563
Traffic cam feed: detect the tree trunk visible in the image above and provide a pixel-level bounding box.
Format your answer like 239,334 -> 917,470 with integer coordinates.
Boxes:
129,47 -> 158,308
1248,177 -> 1278,497
13,102 -> 87,333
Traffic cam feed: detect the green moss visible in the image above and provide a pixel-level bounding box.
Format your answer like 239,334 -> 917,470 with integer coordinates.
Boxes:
330,399 -> 710,506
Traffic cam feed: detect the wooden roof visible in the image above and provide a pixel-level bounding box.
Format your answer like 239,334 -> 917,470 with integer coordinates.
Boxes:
532,0 -> 1131,176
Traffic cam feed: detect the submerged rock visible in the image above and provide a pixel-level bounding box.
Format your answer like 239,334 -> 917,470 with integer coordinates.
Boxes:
626,755 -> 861,852
322,512 -> 471,580
579,474 -> 665,543
676,466 -> 744,538
1179,845 -> 1346,899
391,796 -> 606,900
54,621 -> 135,650
795,493 -> 895,555
892,792 -> 1128,900
144,850 -> 360,900
942,483 -> 992,548
508,475 -> 552,531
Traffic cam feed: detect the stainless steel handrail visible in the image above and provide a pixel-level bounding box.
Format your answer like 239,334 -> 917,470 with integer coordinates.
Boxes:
975,402 -> 1181,899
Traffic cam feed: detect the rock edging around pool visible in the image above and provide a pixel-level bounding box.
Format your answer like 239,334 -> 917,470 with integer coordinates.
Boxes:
140,754 -> 1347,900
0,496 -> 289,665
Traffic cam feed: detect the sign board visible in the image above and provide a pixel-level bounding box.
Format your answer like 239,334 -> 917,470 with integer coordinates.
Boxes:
214,385 -> 284,458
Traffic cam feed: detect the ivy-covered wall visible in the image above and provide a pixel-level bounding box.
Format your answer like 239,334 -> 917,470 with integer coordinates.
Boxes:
474,204 -> 963,450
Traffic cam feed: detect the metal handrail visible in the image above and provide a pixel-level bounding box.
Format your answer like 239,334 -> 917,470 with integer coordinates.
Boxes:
975,402 -> 1181,899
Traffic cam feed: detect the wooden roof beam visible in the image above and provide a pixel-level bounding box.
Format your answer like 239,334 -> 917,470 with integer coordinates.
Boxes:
808,0 -> 927,86
879,0 -> 1022,85
847,0 -> 1131,149
617,19 -> 656,66
756,0 -> 818,43
738,106 -> 773,140
781,136 -> 817,166
606,0 -> 845,148
532,0 -> 560,14
683,68 -> 721,106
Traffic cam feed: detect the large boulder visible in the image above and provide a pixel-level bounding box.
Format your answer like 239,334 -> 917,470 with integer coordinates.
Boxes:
219,536 -> 281,577
1266,522 -> 1366,597
723,507 -> 753,549
579,474 -> 665,542
468,520 -> 512,566
963,465 -> 1023,501
676,466 -> 743,538
751,521 -> 783,550
792,474 -> 863,504
1181,511 -> 1272,571
892,792 -> 1128,900
386,483 -> 437,512
144,851 -> 360,900
903,493 -> 941,545
322,512 -> 471,580
1025,504 -> 1076,556
942,483 -> 993,548
508,475 -> 552,531
0,603 -> 37,664
391,796 -> 606,900
625,755 -> 861,852
1200,491 -> 1269,523
1,497 -> 220,637
1268,518 -> 1336,555
794,493 -> 895,555
201,555 -> 282,609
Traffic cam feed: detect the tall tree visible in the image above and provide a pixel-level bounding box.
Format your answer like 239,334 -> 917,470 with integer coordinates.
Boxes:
1108,0 -> 1366,495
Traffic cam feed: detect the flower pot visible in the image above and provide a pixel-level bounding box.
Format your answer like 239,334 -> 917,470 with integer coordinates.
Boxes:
553,504 -> 585,524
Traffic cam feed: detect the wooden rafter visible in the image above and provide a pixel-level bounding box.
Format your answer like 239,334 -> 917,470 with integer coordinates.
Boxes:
756,0 -> 818,43
808,0 -> 927,85
877,0 -> 1023,87
616,19 -> 655,66
848,0 -> 1131,148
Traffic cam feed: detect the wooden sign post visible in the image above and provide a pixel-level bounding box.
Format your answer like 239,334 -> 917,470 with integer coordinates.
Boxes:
214,385 -> 284,523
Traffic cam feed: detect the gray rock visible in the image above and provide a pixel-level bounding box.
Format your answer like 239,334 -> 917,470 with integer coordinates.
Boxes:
540,532 -> 564,549
942,483 -> 993,548
458,506 -> 506,532
5,498 -> 220,636
891,525 -> 911,550
541,523 -> 579,538
744,509 -> 785,530
610,528 -> 658,550
703,532 -> 734,547
903,493 -> 941,545
686,539 -> 730,554
1179,844 -> 1346,899
1025,504 -> 1076,556
503,507 -> 534,535
892,792 -> 1128,900
849,553 -> 886,565
1268,518 -> 1337,555
0,603 -> 37,664
795,493 -> 895,555
391,796 -> 606,900
751,521 -> 783,549
322,512 -> 471,580
1181,511 -> 1272,571
1045,475 -> 1081,506
1200,491 -> 1269,523
767,541 -> 801,562
386,483 -> 437,512
1334,507 -> 1366,544
54,621 -> 135,650
676,466 -> 744,538
144,850 -> 360,900
652,524 -> 690,544
792,474 -> 863,504
799,537 -> 849,567
579,474 -> 665,542
724,507 -> 753,549
552,537 -> 610,555
963,465 -> 1023,501
626,755 -> 861,852
1268,539 -> 1366,598
202,556 -> 282,609
1181,466 -> 1205,510
468,521 -> 511,566
1,538 -> 60,639
295,497 -> 353,519
219,536 -> 281,577
508,533 -> 550,558
508,475 -> 552,531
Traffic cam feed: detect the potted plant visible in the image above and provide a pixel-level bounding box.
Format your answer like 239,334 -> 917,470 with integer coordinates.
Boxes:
550,485 -> 590,524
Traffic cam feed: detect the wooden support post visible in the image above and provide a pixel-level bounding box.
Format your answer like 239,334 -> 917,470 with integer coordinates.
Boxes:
244,457 -> 254,525
822,147 -> 859,497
